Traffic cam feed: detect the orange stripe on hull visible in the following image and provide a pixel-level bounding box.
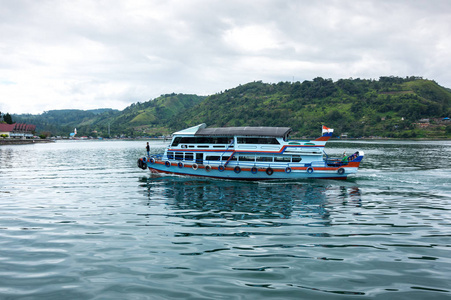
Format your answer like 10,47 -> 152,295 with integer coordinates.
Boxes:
152,161 -> 359,172
314,136 -> 331,142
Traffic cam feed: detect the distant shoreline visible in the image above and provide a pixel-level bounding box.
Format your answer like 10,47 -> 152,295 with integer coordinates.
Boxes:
0,139 -> 55,146
1,137 -> 448,146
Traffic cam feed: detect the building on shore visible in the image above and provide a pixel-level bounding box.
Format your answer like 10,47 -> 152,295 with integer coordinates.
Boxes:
0,123 -> 36,139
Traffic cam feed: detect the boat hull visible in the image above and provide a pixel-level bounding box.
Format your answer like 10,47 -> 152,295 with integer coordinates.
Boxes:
142,154 -> 364,181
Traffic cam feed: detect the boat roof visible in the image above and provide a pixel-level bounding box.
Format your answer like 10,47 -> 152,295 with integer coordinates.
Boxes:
196,127 -> 291,137
174,123 -> 291,137
172,123 -> 207,135
173,123 -> 292,138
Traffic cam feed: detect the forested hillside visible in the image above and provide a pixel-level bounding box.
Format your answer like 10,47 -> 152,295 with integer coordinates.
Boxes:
169,77 -> 451,137
80,93 -> 207,137
13,109 -> 119,137
12,77 -> 451,138
14,94 -> 205,137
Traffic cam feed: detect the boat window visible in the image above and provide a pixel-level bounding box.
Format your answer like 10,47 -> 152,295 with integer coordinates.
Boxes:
256,156 -> 273,162
196,137 -> 209,144
292,156 -> 302,162
213,137 -> 232,144
275,156 -> 291,162
222,156 -> 237,161
239,155 -> 255,162
175,152 -> 184,160
199,137 -> 212,144
237,137 -> 280,145
167,152 -> 174,159
205,156 -> 221,161
180,137 -> 193,144
171,137 -> 182,147
177,136 -> 234,144
185,153 -> 194,161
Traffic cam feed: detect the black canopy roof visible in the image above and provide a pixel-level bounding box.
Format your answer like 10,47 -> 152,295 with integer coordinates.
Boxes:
195,126 -> 291,138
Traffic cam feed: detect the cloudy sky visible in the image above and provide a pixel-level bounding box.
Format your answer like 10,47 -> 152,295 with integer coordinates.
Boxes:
1,0 -> 450,114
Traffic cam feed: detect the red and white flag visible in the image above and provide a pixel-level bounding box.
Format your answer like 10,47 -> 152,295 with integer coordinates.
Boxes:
322,125 -> 334,134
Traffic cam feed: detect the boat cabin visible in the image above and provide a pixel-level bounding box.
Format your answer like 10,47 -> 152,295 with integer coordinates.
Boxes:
165,124 -> 325,167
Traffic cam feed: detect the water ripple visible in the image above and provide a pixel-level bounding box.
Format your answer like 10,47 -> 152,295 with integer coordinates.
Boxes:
0,140 -> 450,299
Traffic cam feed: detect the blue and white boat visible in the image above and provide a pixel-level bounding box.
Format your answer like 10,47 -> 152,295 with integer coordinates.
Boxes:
137,124 -> 364,180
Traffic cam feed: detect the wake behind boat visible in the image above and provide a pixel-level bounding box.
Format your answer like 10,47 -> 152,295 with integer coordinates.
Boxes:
137,124 -> 364,180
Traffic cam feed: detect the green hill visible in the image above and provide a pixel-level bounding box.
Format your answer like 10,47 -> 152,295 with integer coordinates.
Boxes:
11,77 -> 451,138
13,109 -> 119,136
13,94 -> 206,137
169,77 -> 451,138
85,93 -> 207,137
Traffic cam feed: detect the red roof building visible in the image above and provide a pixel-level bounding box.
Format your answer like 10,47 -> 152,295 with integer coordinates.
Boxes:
0,123 -> 36,138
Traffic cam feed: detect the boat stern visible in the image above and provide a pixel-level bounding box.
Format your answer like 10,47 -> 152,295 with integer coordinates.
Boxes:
349,150 -> 364,166
339,151 -> 364,177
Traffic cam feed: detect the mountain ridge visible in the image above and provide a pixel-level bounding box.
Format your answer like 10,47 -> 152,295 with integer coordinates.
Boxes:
11,76 -> 451,138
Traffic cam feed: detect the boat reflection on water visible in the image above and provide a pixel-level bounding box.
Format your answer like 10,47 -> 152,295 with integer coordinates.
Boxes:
140,176 -> 361,224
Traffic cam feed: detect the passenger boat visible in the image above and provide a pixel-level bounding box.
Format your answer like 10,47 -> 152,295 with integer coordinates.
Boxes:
137,124 -> 364,180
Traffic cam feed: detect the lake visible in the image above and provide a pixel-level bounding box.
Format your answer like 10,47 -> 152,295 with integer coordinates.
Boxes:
0,139 -> 450,299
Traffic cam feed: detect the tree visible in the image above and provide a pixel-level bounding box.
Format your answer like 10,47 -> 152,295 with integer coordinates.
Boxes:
446,125 -> 451,135
4,113 -> 13,124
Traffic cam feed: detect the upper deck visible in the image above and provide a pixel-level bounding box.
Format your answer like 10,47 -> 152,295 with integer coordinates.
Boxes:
168,124 -> 330,155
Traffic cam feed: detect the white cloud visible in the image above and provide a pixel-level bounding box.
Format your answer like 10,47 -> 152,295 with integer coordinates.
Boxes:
1,0 -> 450,114
223,24 -> 283,53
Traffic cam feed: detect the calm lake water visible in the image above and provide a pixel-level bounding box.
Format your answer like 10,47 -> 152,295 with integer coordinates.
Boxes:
0,139 -> 450,299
